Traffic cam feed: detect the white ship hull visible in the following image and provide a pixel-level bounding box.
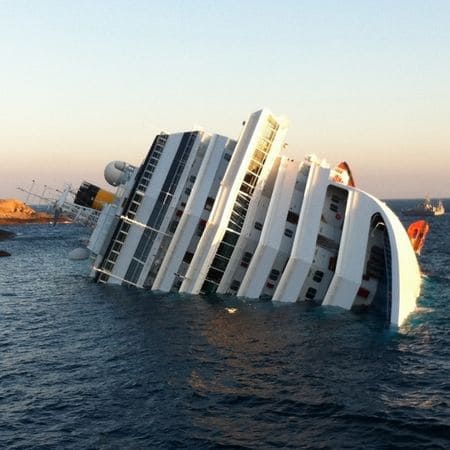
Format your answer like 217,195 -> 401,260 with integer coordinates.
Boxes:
86,109 -> 421,327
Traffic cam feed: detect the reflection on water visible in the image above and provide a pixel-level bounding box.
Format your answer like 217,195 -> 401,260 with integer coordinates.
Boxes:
0,221 -> 449,449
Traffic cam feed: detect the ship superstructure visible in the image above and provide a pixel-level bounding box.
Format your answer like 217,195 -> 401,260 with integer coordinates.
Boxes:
86,108 -> 422,326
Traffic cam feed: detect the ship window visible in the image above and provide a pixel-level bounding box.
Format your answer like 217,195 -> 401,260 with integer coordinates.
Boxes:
284,228 -> 293,238
286,211 -> 299,224
129,202 -> 139,213
248,160 -> 263,176
240,252 -> 253,268
257,138 -> 271,152
313,270 -> 324,283
244,172 -> 258,186
330,203 -> 338,212
185,187 -> 191,195
104,262 -> 114,271
331,194 -> 340,203
207,267 -> 224,283
328,257 -> 337,271
266,282 -> 274,289
230,279 -> 240,291
196,220 -> 206,237
242,252 -> 253,267
305,287 -> 317,300
224,153 -> 232,161
217,242 -> 234,259
223,231 -> 239,246
168,220 -> 178,233
242,252 -> 253,264
263,128 -> 276,141
109,252 -> 118,262
189,175 -> 197,183
183,251 -> 194,263
122,222 -> 130,232
202,280 -> 218,293
125,259 -> 143,284
253,149 -> 267,164
176,209 -> 183,217
212,254 -> 229,271
254,221 -> 263,231
99,273 -> 109,283
240,182 -> 254,196
112,242 -> 122,252
117,231 -> 127,242
269,269 -> 280,281
204,197 -> 215,211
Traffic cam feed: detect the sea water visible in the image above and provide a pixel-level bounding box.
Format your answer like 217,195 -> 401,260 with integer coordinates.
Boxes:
1,200 -> 449,449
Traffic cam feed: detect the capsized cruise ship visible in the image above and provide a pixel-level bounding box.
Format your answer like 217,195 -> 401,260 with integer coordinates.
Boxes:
86,108 -> 421,327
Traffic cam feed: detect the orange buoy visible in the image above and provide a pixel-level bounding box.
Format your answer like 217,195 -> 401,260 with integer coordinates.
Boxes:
407,220 -> 430,255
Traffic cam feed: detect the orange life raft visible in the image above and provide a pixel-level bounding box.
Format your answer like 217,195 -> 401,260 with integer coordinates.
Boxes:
407,220 -> 430,255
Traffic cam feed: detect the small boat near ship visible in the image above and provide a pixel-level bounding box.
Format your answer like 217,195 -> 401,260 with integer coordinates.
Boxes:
402,197 -> 445,217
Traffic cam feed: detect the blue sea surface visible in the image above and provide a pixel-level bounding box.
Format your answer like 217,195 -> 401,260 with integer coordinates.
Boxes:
1,199 -> 449,449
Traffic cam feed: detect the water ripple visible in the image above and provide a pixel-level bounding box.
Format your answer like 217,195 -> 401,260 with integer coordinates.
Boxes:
1,220 -> 449,449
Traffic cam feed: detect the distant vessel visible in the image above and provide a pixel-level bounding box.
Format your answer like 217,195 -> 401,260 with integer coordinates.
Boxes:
402,198 -> 445,217
78,108 -> 422,327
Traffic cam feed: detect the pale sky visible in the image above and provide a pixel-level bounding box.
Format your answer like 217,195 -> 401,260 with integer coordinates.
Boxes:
1,0 -> 449,200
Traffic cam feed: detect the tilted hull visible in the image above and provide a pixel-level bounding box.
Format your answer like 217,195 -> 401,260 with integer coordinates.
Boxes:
86,108 -> 421,327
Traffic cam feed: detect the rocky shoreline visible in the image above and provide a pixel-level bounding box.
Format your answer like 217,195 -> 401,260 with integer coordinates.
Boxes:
0,199 -> 71,256
0,198 -> 66,225
0,216 -> 59,225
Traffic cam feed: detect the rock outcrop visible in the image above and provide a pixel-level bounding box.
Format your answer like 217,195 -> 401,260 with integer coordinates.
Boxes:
0,199 -> 35,215
0,228 -> 14,256
0,198 -> 56,225
0,229 -> 16,240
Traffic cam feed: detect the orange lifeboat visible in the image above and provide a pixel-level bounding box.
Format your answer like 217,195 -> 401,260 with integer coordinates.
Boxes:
407,220 -> 429,255
332,161 -> 356,187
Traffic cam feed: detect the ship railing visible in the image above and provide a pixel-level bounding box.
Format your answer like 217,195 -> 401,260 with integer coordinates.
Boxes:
119,215 -> 173,237
58,202 -> 101,227
93,266 -> 139,287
